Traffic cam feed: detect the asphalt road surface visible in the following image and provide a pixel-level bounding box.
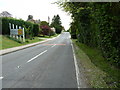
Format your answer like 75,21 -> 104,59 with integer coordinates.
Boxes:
2,32 -> 78,88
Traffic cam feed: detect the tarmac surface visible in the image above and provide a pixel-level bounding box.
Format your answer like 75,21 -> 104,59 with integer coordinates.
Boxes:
1,32 -> 79,88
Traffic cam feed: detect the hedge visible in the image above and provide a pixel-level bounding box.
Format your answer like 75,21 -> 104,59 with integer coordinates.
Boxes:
1,17 -> 39,38
63,2 -> 120,67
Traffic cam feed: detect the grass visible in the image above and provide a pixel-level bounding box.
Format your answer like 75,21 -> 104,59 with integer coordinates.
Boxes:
72,39 -> 120,88
0,35 -> 43,50
0,34 -> 59,50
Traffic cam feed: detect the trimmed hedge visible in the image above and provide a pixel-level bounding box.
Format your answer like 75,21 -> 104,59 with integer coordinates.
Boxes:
33,24 -> 39,36
1,17 -> 39,38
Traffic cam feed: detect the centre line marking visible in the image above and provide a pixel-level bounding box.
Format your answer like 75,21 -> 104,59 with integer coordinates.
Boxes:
17,66 -> 20,68
0,77 -> 4,80
27,50 -> 47,63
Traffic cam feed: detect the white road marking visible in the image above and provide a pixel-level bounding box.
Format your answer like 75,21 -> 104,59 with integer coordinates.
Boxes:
0,77 -> 4,80
51,44 -> 56,48
70,40 -> 81,88
27,50 -> 47,63
17,66 -> 20,68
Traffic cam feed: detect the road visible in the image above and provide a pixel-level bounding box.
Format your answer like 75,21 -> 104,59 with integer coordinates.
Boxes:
2,32 -> 78,88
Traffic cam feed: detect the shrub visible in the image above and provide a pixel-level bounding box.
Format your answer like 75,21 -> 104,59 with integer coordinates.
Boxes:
33,24 -> 39,36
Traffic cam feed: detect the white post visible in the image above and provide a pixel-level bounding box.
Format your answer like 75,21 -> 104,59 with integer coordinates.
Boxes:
16,25 -> 18,39
23,28 -> 25,42
9,23 -> 12,37
12,24 -> 14,29
12,24 -> 15,38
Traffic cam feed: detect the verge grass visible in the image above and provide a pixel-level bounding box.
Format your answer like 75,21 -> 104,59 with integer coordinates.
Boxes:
72,39 -> 120,88
0,35 -> 43,50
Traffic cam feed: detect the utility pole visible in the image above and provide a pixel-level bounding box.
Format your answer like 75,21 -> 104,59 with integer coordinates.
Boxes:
48,16 -> 50,37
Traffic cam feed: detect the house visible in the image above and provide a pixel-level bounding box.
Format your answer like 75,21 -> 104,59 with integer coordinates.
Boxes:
0,11 -> 12,17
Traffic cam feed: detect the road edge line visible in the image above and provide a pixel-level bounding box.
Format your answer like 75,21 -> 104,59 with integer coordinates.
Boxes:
70,39 -> 81,88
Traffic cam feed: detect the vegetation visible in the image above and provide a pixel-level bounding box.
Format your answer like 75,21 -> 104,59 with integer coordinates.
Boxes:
1,16 -> 59,50
1,17 -> 40,38
33,24 -> 39,36
40,21 -> 55,36
51,15 -> 63,34
57,2 -> 120,68
57,1 -> 120,88
72,39 -> 120,88
0,35 -> 43,50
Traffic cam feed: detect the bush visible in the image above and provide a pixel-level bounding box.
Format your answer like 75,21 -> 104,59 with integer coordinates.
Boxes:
33,24 -> 39,36
62,2 -> 120,67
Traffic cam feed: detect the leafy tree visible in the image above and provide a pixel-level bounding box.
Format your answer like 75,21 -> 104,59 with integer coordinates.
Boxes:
33,24 -> 39,36
40,21 -> 49,26
51,15 -> 62,34
40,21 -> 50,36
57,1 -> 120,68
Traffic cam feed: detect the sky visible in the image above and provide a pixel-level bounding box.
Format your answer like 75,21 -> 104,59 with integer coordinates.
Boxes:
0,0 -> 72,30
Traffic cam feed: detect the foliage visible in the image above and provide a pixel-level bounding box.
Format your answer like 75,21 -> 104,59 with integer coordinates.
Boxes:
58,2 -> 120,68
1,17 -> 40,39
51,15 -> 63,34
40,21 -> 55,36
40,21 -> 49,26
73,39 -> 120,88
0,35 -> 43,50
33,24 -> 39,36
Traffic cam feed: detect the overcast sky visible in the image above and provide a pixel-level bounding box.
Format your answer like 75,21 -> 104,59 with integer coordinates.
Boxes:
0,0 -> 72,30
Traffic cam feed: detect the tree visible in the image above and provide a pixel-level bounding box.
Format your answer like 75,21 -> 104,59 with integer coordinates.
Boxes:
57,1 -> 120,65
51,15 -> 62,34
40,21 -> 49,26
33,24 -> 39,36
40,21 -> 50,36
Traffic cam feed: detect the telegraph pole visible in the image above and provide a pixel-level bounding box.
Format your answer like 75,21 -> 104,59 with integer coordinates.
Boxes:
48,16 -> 50,37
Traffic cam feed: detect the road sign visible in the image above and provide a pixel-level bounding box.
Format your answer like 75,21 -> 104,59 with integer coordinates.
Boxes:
18,29 -> 23,35
10,29 -> 18,35
9,23 -> 25,42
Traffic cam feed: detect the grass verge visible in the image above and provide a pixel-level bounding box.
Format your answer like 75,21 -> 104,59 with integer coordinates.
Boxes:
0,35 -> 44,50
72,39 -> 120,88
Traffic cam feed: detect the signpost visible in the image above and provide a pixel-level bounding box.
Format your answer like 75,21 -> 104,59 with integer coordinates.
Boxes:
9,23 -> 25,42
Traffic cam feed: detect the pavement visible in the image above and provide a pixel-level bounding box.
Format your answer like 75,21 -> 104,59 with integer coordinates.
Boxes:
1,32 -> 87,88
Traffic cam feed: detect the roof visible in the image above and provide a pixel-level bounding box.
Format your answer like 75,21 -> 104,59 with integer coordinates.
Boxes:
0,11 -> 12,17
